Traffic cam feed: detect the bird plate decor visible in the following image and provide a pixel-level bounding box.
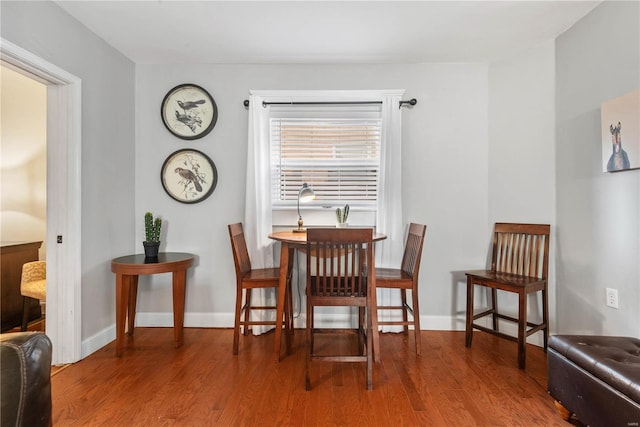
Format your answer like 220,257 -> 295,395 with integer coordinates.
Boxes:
161,84 -> 217,140
161,149 -> 218,203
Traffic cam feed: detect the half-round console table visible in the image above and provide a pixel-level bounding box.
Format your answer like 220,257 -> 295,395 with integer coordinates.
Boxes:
110,252 -> 194,357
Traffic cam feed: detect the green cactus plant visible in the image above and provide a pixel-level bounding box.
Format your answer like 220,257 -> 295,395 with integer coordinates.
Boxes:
144,212 -> 162,242
335,204 -> 350,224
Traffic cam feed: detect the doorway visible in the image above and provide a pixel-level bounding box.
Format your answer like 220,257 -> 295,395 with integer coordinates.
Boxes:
1,39 -> 82,364
1,62 -> 47,332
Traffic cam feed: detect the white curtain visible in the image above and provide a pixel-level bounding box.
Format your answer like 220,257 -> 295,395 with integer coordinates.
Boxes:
244,93 -> 276,334
375,92 -> 405,332
245,90 -> 406,333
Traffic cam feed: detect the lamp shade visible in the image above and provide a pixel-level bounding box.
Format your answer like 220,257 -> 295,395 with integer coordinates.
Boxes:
295,183 -> 316,232
298,183 -> 315,203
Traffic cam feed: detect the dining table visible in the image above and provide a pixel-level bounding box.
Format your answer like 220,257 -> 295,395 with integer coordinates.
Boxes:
268,229 -> 386,363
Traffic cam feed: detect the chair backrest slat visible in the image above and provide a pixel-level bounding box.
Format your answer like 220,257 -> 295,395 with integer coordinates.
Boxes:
491,223 -> 550,279
307,228 -> 373,298
400,223 -> 427,277
228,223 -> 251,277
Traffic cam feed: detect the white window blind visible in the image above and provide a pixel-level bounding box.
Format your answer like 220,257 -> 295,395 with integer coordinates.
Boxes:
270,108 -> 382,209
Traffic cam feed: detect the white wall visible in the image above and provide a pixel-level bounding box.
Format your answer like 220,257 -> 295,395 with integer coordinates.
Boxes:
1,1 -> 136,346
489,42 -> 556,226
1,65 -> 47,259
134,63 -> 489,330
486,41 -> 557,341
556,1 -> 640,336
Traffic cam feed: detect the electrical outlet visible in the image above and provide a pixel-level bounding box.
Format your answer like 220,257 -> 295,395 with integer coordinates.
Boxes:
606,288 -> 619,309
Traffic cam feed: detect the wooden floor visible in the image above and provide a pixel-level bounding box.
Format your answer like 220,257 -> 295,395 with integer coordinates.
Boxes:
51,328 -> 569,426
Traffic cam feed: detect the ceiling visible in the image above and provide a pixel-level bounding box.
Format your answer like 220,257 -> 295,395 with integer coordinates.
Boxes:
54,1 -> 600,64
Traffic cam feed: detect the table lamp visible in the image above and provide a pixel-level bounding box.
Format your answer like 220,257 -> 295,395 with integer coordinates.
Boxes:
294,183 -> 316,233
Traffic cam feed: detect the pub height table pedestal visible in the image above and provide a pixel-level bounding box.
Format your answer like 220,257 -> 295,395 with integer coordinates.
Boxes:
110,252 -> 195,357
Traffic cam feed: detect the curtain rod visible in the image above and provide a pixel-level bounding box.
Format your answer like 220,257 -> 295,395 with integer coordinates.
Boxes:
242,98 -> 417,109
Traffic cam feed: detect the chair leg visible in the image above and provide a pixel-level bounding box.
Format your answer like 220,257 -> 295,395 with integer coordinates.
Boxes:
411,287 -> 421,356
287,276 -> 294,335
233,286 -> 243,355
542,287 -> 549,352
40,302 -> 46,332
305,302 -> 312,390
491,288 -> 498,331
21,297 -> 30,332
517,291 -> 527,370
370,286 -> 381,363
243,288 -> 252,336
465,276 -> 474,348
400,289 -> 409,333
366,305 -> 373,390
308,300 -> 315,355
286,248 -> 295,337
284,283 -> 293,355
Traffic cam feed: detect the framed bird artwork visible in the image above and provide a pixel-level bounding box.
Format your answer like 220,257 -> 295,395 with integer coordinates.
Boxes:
161,149 -> 218,203
161,84 -> 218,140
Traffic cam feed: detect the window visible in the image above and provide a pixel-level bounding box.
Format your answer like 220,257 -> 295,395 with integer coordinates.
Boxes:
269,104 -> 382,211
245,90 -> 403,236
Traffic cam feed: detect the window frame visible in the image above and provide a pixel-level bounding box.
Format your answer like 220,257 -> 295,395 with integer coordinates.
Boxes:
250,89 -> 403,228
270,113 -> 383,211
267,100 -> 385,227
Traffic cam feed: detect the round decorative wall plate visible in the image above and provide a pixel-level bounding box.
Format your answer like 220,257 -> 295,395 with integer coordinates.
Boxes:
161,84 -> 217,140
161,149 -> 218,203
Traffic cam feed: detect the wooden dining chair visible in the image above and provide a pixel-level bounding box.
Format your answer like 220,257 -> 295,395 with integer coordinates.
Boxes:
228,223 -> 292,355
464,223 -> 550,369
305,228 -> 375,390
20,261 -> 47,331
375,223 -> 427,356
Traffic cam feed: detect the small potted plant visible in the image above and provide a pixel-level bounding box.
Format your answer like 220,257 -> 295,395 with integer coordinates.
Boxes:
143,212 -> 162,258
335,204 -> 349,228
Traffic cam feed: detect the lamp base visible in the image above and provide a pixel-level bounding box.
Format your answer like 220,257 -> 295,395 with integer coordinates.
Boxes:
292,228 -> 307,233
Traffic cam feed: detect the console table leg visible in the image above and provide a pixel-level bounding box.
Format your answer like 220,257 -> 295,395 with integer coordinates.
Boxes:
127,275 -> 139,336
172,269 -> 187,348
115,274 -> 131,357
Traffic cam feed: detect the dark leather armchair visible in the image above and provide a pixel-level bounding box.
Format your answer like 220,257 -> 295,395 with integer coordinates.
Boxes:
1,332 -> 52,427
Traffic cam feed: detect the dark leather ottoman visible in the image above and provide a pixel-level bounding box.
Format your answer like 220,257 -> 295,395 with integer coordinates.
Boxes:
547,335 -> 640,426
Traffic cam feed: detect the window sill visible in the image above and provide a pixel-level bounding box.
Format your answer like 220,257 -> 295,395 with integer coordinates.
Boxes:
272,209 -> 375,228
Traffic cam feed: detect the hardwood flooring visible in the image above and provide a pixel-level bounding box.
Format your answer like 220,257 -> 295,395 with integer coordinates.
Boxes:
5,317 -> 45,333
51,328 -> 568,426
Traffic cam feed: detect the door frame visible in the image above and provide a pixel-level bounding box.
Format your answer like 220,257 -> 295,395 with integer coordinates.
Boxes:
1,38 -> 82,364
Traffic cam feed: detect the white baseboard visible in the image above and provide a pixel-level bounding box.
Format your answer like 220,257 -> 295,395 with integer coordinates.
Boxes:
423,314 -> 467,331
135,312 -> 233,328
125,312 -> 464,331
79,313 -> 233,358
81,324 -> 115,358
81,312 -> 543,359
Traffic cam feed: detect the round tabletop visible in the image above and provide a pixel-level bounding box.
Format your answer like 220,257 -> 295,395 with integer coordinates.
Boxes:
111,252 -> 195,275
269,230 -> 386,244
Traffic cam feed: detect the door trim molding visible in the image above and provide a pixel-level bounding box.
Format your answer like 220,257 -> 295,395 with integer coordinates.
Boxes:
1,38 -> 82,364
